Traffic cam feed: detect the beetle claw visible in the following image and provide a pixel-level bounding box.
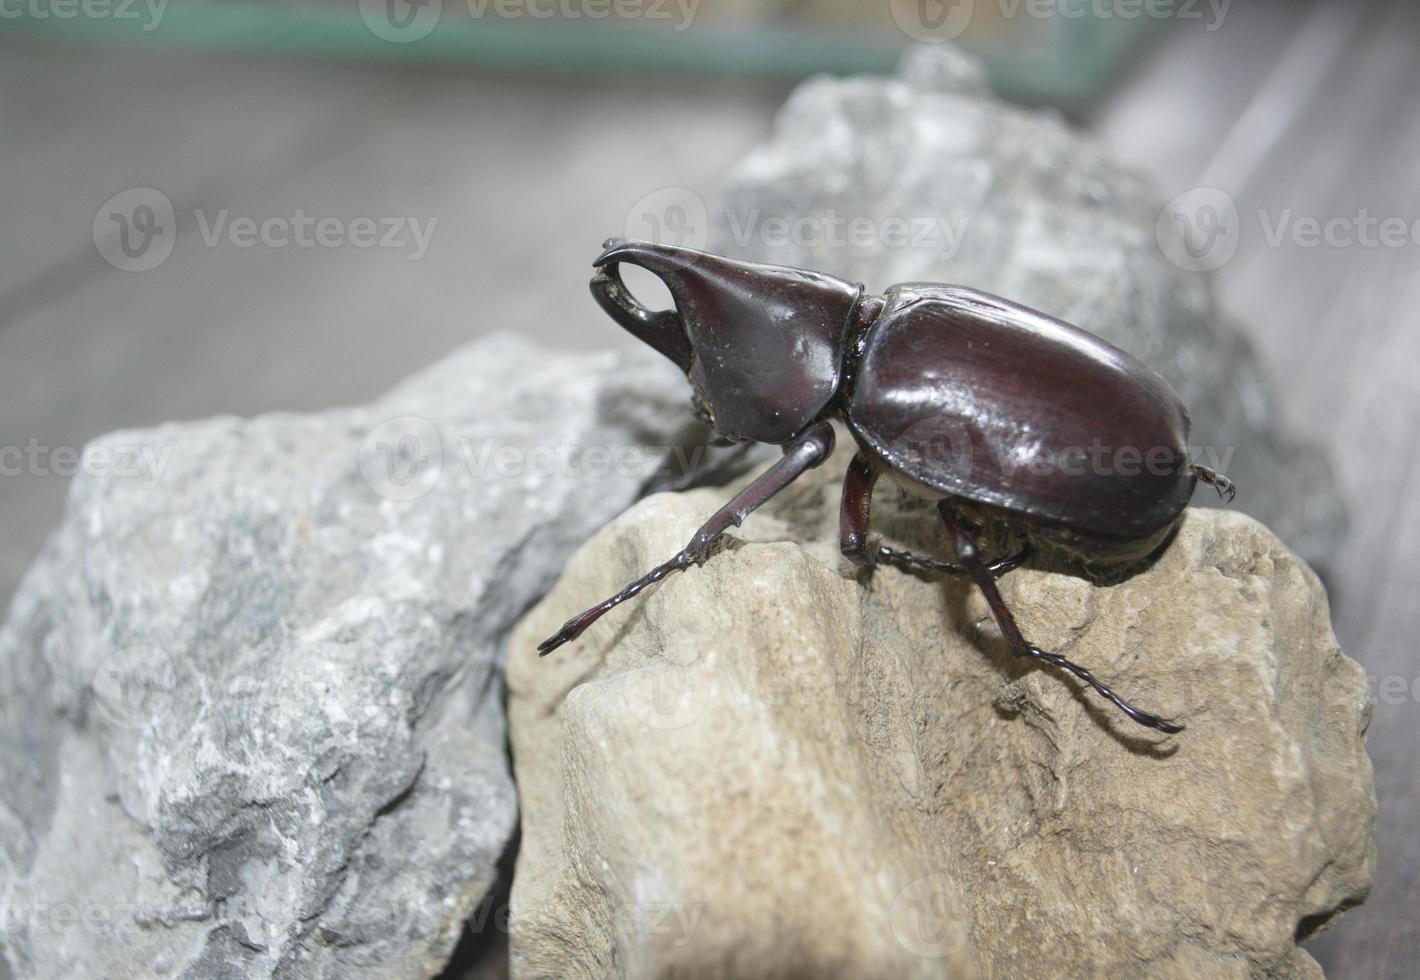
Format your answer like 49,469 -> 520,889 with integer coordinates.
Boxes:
1192,465 -> 1237,504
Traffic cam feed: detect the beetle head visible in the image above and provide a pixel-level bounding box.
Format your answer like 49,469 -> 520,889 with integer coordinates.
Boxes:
591,239 -> 864,445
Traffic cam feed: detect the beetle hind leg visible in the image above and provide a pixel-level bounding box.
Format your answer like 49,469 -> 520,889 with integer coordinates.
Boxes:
937,501 -> 1184,734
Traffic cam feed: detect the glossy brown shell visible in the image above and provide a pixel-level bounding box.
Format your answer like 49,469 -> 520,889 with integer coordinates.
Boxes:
847,285 -> 1196,545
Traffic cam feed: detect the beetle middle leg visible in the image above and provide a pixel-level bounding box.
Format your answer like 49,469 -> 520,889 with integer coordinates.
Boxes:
538,421 -> 836,656
937,502 -> 1183,734
840,452 -> 1027,576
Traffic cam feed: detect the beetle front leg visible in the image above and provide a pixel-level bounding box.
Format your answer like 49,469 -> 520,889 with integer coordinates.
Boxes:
538,421 -> 835,656
937,502 -> 1184,734
1192,464 -> 1237,503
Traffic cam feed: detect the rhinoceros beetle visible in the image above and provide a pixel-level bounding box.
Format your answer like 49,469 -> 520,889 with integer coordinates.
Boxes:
539,239 -> 1236,734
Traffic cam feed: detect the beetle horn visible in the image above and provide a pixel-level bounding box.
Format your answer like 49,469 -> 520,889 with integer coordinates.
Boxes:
593,238 -> 865,445
590,240 -> 694,372
593,237 -> 862,363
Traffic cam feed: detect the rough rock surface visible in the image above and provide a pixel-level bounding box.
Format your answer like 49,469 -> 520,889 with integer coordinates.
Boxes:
0,334 -> 688,979
712,44 -> 1346,569
507,448 -> 1376,979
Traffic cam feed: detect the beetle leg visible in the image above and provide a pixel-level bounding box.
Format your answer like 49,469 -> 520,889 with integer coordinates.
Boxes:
839,453 -> 881,567
538,421 -> 835,656
937,502 -> 1184,734
841,455 -> 1027,575
878,543 -> 1030,578
1192,465 -> 1237,503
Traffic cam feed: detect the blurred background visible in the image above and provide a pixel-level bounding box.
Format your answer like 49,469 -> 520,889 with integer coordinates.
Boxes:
1,0 -> 1415,975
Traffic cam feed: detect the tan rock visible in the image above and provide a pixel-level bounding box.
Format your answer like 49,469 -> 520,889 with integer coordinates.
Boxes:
506,448 -> 1375,979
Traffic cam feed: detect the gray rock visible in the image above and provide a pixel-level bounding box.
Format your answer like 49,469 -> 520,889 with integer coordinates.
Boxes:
0,333 -> 689,979
508,450 -> 1376,979
712,44 -> 1346,569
